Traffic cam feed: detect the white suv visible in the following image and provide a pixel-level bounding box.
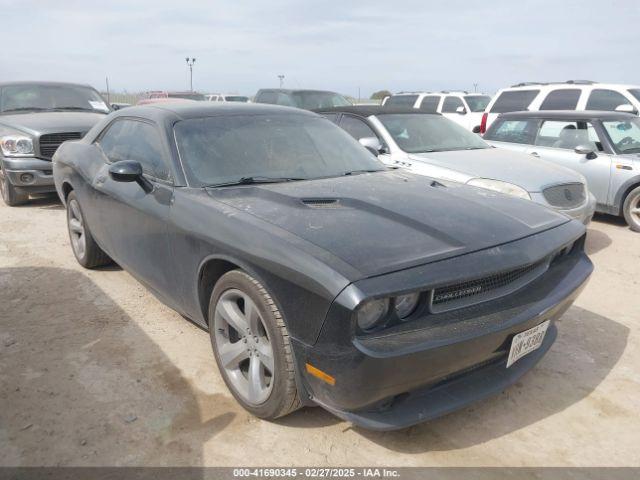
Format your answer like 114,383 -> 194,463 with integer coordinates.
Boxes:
480,80 -> 640,134
383,91 -> 492,132
205,93 -> 250,103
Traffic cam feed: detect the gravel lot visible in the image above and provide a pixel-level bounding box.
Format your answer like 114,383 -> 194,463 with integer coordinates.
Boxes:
1,194 -> 639,467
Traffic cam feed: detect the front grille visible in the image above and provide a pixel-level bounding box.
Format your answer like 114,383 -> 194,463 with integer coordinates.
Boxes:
38,132 -> 84,159
543,183 -> 586,209
430,258 -> 549,313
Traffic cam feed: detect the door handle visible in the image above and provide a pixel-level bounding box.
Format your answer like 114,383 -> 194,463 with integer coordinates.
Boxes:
530,152 -> 539,157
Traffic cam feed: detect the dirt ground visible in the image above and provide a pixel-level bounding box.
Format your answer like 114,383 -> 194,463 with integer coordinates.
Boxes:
0,194 -> 639,467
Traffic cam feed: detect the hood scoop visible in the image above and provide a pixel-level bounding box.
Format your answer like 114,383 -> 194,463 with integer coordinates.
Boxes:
302,198 -> 342,209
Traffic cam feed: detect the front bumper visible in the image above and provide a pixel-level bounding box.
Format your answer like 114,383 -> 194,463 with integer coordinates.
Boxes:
1,157 -> 55,192
293,224 -> 592,430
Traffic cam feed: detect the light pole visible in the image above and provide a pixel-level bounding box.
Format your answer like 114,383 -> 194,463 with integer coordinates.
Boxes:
185,57 -> 196,91
278,75 -> 285,88
473,83 -> 478,93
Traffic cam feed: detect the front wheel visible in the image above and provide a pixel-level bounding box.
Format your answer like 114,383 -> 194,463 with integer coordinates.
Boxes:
0,166 -> 28,206
66,191 -> 112,268
209,270 -> 301,420
622,186 -> 640,232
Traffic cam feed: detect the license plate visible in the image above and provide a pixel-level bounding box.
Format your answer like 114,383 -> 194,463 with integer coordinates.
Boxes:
506,320 -> 550,368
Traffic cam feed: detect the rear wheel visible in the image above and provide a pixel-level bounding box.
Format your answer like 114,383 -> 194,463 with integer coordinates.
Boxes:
0,166 -> 28,206
209,270 -> 301,420
622,186 -> 640,232
66,191 -> 112,268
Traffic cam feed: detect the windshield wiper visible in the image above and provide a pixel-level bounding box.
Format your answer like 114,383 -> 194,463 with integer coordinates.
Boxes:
1,107 -> 51,113
205,176 -> 306,188
54,106 -> 105,112
342,169 -> 384,176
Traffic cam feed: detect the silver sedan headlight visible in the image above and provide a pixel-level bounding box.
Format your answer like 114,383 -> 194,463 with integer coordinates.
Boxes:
0,135 -> 34,157
466,178 -> 531,200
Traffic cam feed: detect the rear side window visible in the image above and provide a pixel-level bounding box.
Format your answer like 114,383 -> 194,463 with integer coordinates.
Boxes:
539,89 -> 581,110
385,95 -> 418,107
490,90 -> 539,113
441,96 -> 464,113
256,91 -> 294,106
321,113 -> 339,123
535,120 -> 602,151
418,96 -> 440,112
585,89 -> 632,111
339,115 -> 378,140
98,119 -> 170,180
628,89 -> 640,102
484,119 -> 539,144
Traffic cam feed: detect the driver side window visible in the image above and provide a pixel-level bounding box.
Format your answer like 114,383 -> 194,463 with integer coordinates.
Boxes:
98,119 -> 171,181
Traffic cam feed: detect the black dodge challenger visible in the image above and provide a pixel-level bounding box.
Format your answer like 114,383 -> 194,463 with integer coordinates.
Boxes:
53,103 -> 592,430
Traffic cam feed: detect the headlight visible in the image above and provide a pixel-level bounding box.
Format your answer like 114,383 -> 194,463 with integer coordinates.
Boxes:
394,293 -> 420,319
0,135 -> 34,157
356,298 -> 389,331
466,178 -> 531,200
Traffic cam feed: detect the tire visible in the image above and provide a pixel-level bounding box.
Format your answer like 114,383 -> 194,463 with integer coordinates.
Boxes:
0,165 -> 28,206
208,270 -> 301,420
622,186 -> 640,232
66,191 -> 112,268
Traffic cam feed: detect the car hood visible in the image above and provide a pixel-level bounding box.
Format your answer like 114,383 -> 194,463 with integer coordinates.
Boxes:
207,171 -> 569,278
0,111 -> 107,136
409,147 -> 583,192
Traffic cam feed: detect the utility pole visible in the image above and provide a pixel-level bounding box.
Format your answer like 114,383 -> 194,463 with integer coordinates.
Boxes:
278,75 -> 285,88
358,87 -> 361,104
105,77 -> 110,103
185,57 -> 196,91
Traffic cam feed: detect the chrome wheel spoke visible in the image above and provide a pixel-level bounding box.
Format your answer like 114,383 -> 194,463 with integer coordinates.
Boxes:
256,340 -> 274,373
218,340 -> 249,369
247,355 -> 266,404
69,218 -> 83,234
216,299 -> 249,334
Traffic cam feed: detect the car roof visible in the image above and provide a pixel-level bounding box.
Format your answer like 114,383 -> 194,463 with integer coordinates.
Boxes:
500,82 -> 640,91
392,91 -> 486,96
497,110 -> 637,121
314,105 -> 441,117
256,89 -> 340,94
0,81 -> 95,89
119,102 -> 318,120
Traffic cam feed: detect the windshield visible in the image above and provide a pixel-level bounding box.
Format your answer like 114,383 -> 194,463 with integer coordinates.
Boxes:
291,91 -> 351,109
464,95 -> 491,112
378,114 -> 490,153
0,84 -> 109,114
174,114 -> 385,186
168,92 -> 206,101
225,96 -> 249,103
602,118 -> 640,154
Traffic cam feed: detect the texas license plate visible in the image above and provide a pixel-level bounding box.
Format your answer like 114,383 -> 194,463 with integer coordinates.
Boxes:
506,320 -> 550,368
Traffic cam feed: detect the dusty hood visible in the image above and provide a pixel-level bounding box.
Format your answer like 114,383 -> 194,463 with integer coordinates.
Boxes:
0,111 -> 107,136
410,147 -> 584,192
207,171 -> 570,277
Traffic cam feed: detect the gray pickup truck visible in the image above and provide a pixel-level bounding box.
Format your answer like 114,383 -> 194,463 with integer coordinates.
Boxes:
0,81 -> 110,206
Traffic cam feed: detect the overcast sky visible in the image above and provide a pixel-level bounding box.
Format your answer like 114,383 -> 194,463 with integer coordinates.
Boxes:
1,0 -> 638,97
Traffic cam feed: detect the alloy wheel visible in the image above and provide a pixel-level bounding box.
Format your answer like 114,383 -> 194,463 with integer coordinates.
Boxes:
213,289 -> 275,405
630,195 -> 640,224
67,199 -> 87,260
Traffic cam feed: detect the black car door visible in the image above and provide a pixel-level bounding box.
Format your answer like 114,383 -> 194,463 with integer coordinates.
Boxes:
92,118 -> 177,301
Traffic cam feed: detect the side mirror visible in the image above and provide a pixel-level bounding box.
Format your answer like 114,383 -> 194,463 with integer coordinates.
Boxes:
574,145 -> 597,160
456,106 -> 467,115
615,104 -> 637,114
111,103 -> 121,111
109,160 -> 153,193
359,137 -> 385,156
